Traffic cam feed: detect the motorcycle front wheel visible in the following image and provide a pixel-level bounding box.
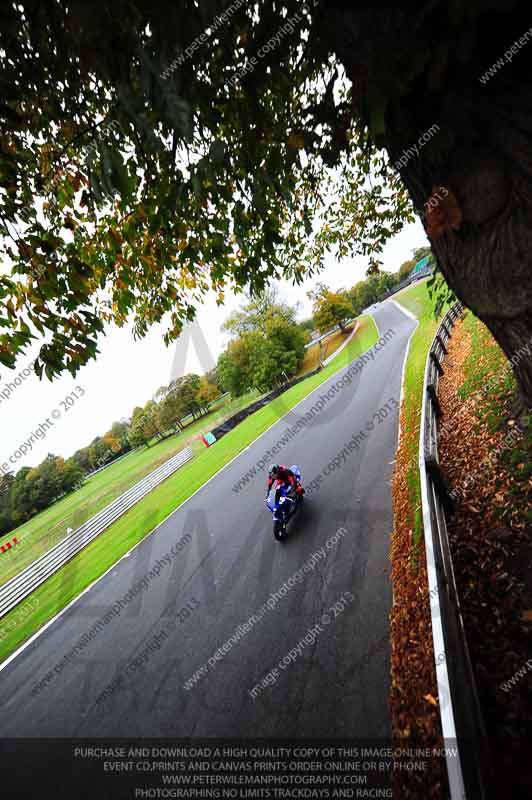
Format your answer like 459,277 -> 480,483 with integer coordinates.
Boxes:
273,520 -> 285,541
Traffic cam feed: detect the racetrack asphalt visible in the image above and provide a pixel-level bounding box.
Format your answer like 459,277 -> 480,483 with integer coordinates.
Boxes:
0,302 -> 416,747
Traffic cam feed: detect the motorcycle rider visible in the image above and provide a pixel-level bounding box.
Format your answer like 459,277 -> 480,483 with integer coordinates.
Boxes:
266,464 -> 304,502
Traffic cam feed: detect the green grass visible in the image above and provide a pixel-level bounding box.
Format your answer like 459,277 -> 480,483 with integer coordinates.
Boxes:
458,312 -> 532,492
0,389 -> 262,586
0,317 -> 363,585
390,278 -> 452,549
297,322 -> 356,375
458,312 -> 515,408
0,315 -> 378,664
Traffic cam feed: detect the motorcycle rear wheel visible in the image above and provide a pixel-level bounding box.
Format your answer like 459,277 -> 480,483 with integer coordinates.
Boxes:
273,521 -> 285,541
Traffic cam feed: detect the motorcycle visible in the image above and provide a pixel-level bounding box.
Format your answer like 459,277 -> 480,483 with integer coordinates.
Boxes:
265,465 -> 304,541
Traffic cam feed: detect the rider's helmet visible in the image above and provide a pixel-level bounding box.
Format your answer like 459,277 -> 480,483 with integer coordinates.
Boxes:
269,464 -> 280,477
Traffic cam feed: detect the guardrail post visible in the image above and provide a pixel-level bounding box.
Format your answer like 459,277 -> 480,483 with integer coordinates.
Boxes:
427,383 -> 442,418
435,334 -> 448,355
419,300 -> 489,800
441,320 -> 452,338
430,351 -> 444,376
425,455 -> 455,515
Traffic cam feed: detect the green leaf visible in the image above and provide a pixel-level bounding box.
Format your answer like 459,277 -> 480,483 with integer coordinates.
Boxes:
209,140 -> 226,163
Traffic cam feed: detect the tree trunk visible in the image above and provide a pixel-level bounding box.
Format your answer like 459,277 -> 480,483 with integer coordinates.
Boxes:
323,6 -> 532,406
397,136 -> 532,407
485,310 -> 532,408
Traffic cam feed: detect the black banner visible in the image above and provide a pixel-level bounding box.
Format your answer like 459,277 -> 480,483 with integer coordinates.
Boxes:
0,738 -> 460,800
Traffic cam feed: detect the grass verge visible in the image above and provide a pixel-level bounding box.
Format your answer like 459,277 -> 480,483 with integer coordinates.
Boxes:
0,388 -> 262,585
437,313 -> 532,796
388,278 -> 451,800
390,278 -> 451,549
297,322 -> 355,375
0,315 -> 377,665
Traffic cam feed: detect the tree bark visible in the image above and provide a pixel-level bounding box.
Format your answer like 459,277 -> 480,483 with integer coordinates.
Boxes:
324,6 -> 532,404
485,310 -> 532,409
396,121 -> 532,407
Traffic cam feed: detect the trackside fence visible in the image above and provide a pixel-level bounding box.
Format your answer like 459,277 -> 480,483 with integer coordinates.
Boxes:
0,446 -> 193,619
419,301 -> 490,800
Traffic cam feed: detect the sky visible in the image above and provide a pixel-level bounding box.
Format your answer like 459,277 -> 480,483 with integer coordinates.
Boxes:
0,217 -> 427,472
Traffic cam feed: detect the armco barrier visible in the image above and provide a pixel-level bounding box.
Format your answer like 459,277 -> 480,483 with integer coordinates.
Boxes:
419,302 -> 490,799
209,317 -> 366,441
304,317 -> 357,349
83,393 -> 229,481
0,446 -> 193,619
209,367 -> 323,440
386,264 -> 435,298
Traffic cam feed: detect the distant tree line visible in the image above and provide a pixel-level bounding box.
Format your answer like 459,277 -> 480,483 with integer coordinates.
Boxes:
0,372 -> 221,536
0,246 -> 431,535
217,289 -> 307,397
299,246 -> 433,334
217,247 -> 433,398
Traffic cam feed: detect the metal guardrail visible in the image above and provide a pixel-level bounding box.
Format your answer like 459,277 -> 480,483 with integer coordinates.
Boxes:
0,446 -> 193,619
83,393 -> 229,481
304,317 -> 357,349
386,265 -> 435,298
322,319 -> 359,366
419,302 -> 490,799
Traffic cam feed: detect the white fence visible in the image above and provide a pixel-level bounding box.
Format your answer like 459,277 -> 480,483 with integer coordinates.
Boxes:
0,446 -> 193,619
419,302 -> 489,799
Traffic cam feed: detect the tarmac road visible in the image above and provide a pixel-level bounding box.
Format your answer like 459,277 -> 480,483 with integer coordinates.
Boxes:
0,302 -> 415,747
